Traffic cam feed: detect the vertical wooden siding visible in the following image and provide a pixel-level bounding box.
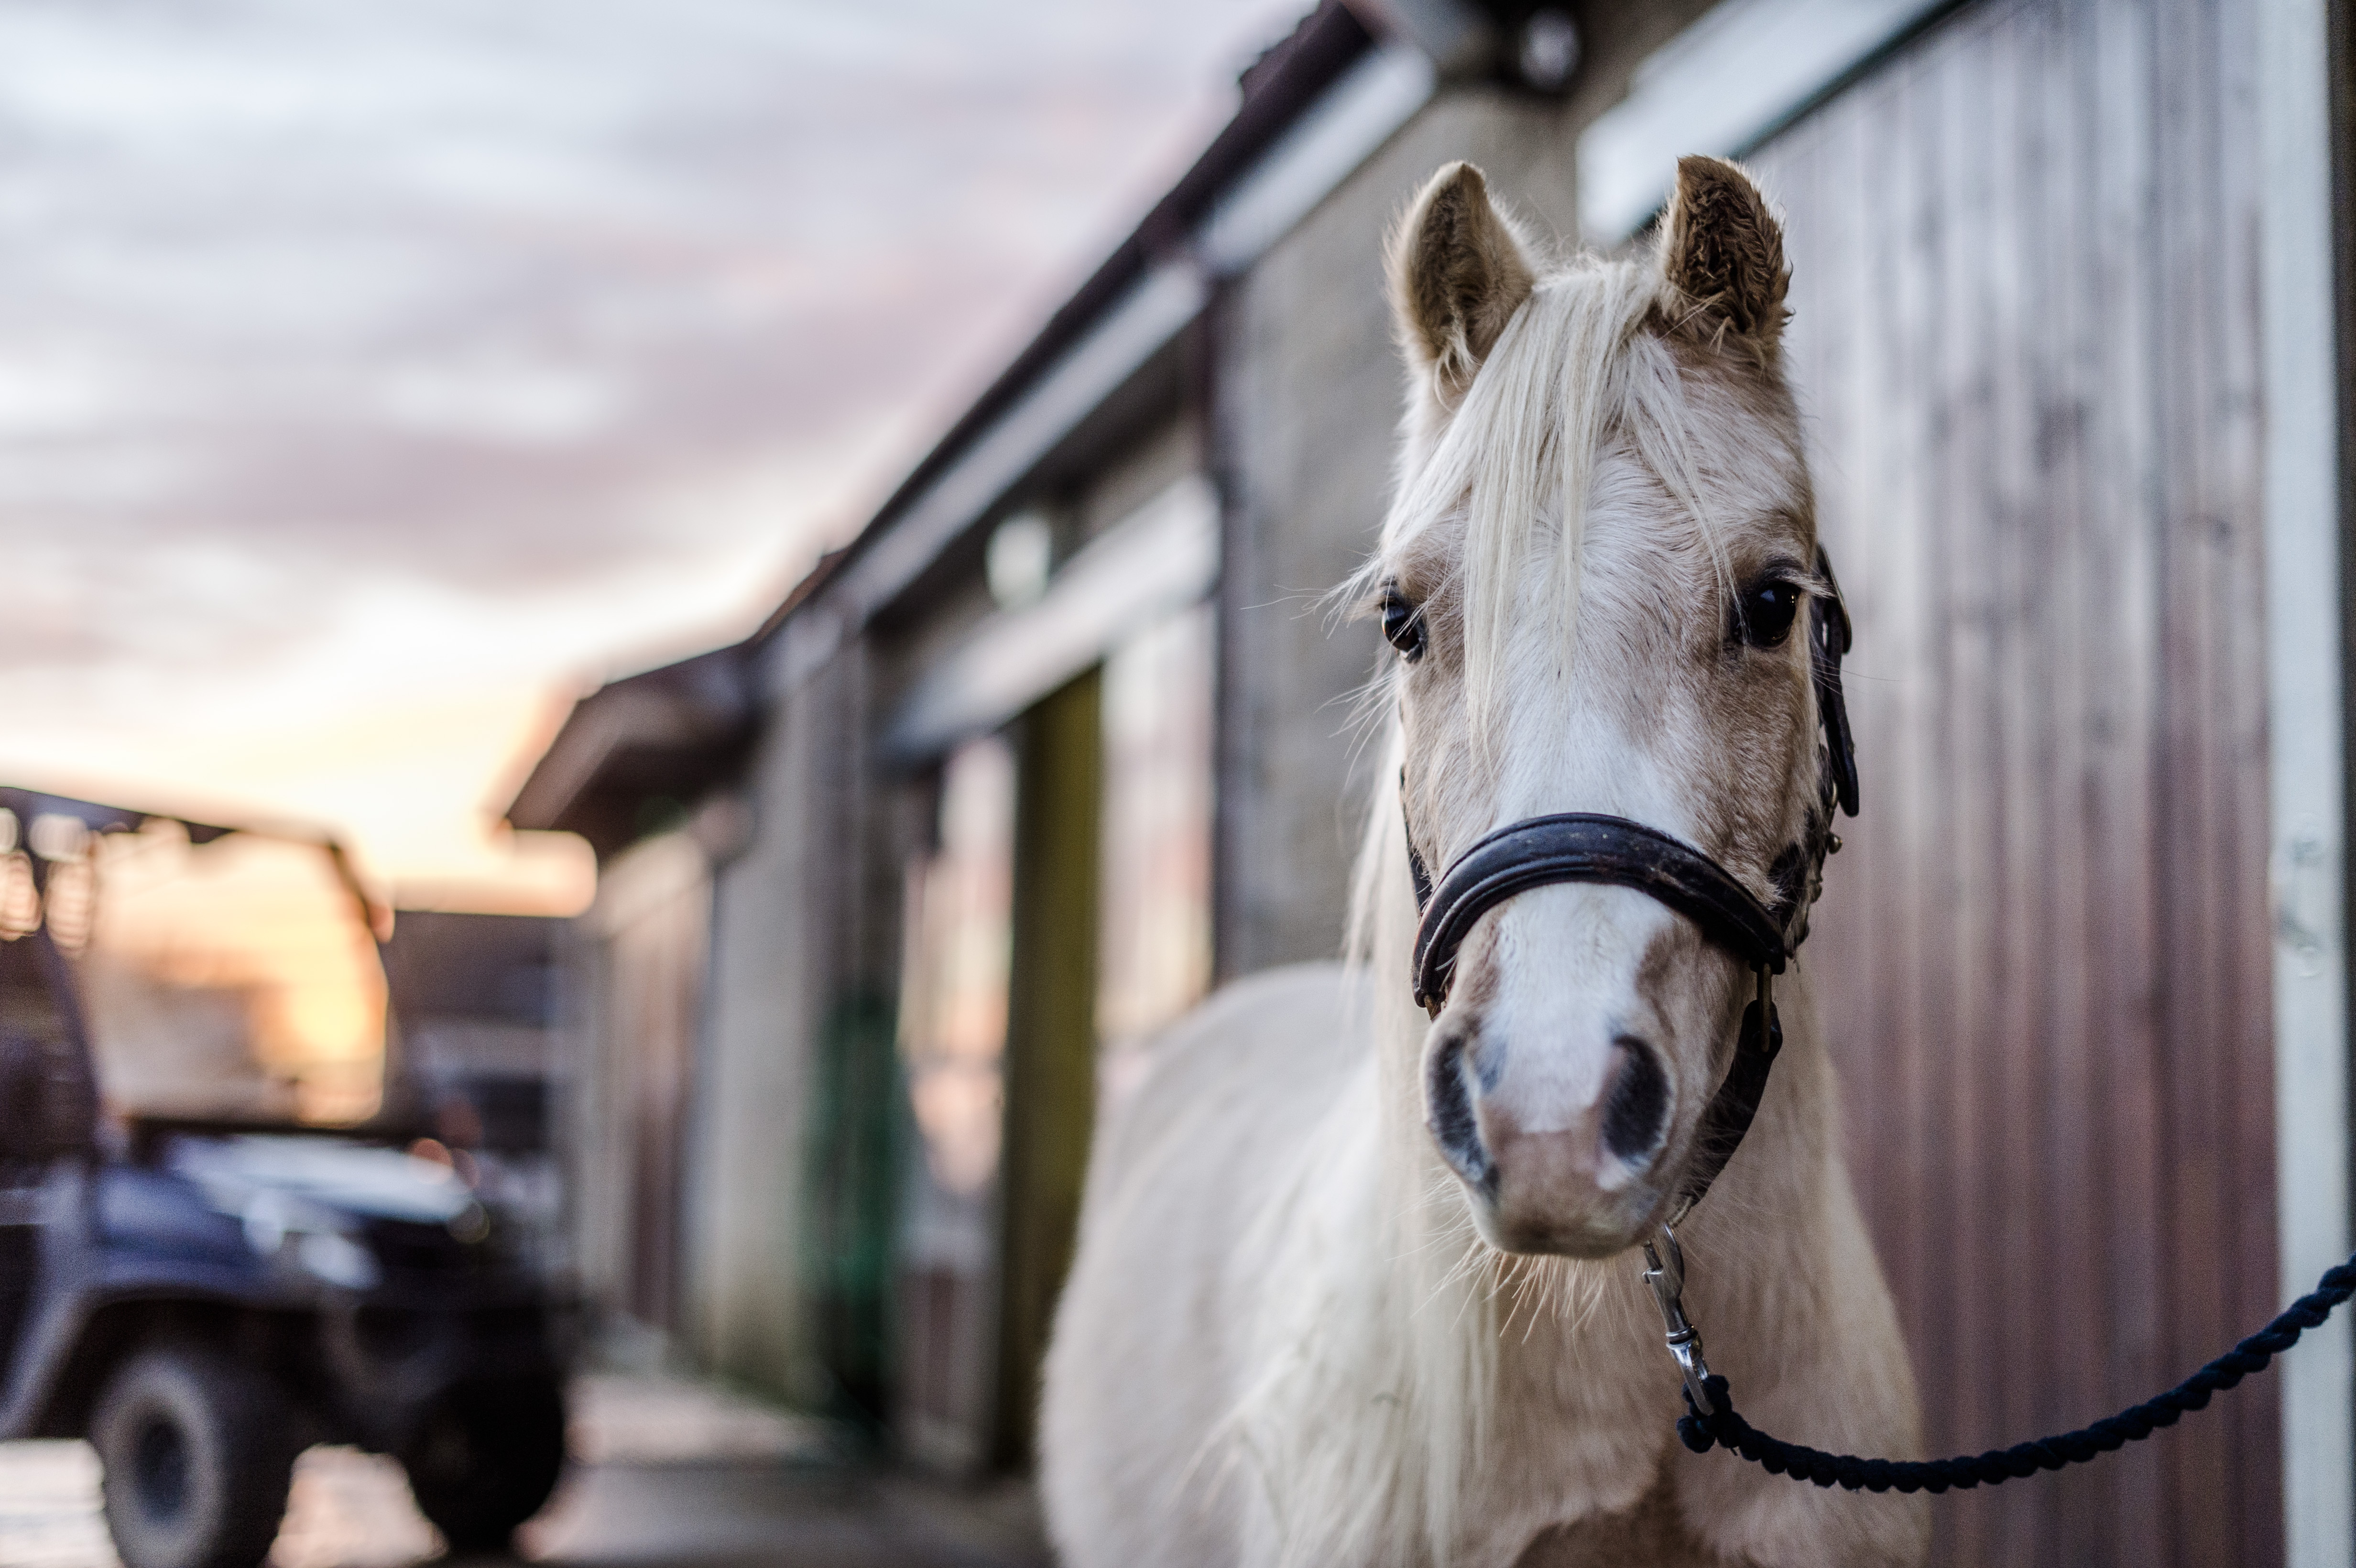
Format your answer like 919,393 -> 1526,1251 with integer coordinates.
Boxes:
1747,0 -> 2279,1562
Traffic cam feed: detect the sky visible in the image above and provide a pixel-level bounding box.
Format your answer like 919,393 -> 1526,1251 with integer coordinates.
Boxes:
0,0 -> 1309,911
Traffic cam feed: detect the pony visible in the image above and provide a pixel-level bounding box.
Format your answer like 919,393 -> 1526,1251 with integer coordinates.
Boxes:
1041,157 -> 1927,1568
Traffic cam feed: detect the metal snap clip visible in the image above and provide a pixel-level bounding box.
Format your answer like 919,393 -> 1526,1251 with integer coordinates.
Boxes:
1640,1221 -> 1715,1416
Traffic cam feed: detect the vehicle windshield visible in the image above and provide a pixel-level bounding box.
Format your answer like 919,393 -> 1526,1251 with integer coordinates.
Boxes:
9,812 -> 388,1126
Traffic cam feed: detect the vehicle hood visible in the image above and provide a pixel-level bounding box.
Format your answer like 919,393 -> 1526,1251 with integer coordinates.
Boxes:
164,1134 -> 475,1228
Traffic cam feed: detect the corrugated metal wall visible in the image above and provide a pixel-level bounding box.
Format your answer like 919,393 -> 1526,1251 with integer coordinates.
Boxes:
1751,0 -> 2280,1560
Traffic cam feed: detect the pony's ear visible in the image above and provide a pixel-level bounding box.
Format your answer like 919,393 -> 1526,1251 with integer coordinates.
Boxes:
1388,162 -> 1537,409
1658,156 -> 1789,352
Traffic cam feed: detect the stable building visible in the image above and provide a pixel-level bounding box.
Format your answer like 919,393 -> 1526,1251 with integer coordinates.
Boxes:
511,0 -> 2354,1559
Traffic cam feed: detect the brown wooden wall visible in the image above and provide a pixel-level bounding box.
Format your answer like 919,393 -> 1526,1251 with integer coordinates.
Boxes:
1748,0 -> 2281,1561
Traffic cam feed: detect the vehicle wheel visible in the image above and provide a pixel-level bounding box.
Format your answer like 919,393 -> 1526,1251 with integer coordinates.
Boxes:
90,1344 -> 299,1568
400,1374 -> 567,1551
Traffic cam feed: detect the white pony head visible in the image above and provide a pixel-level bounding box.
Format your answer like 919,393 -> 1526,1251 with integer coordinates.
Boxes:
1356,156 -> 1827,1260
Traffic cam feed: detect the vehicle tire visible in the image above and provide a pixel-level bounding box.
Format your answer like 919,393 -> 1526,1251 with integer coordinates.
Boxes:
400,1374 -> 567,1552
90,1344 -> 299,1568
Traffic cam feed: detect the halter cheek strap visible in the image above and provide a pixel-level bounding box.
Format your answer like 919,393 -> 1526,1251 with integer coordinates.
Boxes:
1404,546 -> 1858,1219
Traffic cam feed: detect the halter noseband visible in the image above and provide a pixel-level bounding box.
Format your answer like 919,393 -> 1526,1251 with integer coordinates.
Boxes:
1406,546 -> 1858,1219
1411,814 -> 1788,1008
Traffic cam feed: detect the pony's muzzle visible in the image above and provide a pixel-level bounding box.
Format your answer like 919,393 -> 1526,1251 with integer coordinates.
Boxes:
1424,1025 -> 1672,1257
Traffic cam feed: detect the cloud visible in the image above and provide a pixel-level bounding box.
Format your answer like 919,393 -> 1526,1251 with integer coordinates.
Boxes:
0,0 -> 1308,891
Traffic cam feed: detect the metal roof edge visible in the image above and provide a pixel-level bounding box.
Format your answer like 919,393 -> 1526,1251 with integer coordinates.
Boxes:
504,643 -> 756,835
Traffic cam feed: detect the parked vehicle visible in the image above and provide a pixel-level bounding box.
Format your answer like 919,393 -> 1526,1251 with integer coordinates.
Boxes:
0,789 -> 571,1568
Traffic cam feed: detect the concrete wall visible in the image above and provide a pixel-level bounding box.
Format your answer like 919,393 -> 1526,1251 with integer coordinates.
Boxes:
571,830 -> 709,1336
1211,90 -> 1581,976
1072,414 -> 1202,547
685,647 -> 867,1402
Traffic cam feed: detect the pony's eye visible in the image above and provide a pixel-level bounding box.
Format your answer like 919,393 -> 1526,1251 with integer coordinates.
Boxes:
1735,578 -> 1802,649
1380,582 -> 1427,662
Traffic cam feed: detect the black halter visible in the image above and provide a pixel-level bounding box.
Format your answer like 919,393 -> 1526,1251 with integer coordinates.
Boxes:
1407,547 -> 1858,1216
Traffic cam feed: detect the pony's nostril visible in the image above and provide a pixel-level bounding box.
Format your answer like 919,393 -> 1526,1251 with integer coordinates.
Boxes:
1600,1035 -> 1670,1164
1424,1030 -> 1494,1192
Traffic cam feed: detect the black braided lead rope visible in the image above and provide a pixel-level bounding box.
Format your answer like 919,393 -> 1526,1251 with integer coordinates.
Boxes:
1676,1253 -> 2356,1492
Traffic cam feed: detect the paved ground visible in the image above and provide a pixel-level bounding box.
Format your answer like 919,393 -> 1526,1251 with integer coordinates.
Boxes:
0,1375 -> 1052,1568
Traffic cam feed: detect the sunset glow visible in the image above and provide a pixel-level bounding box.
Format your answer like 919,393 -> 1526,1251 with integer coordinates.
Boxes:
78,820 -> 390,1123
0,0 -> 1303,905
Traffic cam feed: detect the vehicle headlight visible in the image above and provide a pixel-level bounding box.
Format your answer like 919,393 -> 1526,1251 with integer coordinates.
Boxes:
240,1192 -> 381,1291
294,1230 -> 380,1291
